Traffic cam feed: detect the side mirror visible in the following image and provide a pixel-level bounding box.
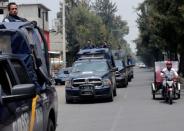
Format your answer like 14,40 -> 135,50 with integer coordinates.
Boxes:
0,84 -> 36,104
11,84 -> 36,95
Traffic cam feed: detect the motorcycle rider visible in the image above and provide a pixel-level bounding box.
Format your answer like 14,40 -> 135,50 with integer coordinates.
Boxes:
161,61 -> 178,95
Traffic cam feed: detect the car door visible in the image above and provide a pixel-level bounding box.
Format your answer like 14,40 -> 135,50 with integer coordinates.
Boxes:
0,59 -> 18,131
8,59 -> 44,131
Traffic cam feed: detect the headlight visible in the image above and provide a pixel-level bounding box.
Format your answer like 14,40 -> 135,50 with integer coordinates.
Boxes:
103,79 -> 111,86
65,80 -> 72,87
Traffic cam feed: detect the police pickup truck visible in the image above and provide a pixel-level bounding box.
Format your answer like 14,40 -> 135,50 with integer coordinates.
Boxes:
0,22 -> 58,131
65,59 -> 117,103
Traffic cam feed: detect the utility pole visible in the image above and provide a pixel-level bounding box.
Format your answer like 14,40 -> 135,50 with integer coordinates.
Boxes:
42,11 -> 45,33
62,0 -> 66,68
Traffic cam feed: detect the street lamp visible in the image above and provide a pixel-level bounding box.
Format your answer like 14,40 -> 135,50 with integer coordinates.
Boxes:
62,0 -> 66,68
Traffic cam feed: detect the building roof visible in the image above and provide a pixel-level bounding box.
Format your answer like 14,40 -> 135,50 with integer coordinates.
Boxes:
19,3 -> 50,11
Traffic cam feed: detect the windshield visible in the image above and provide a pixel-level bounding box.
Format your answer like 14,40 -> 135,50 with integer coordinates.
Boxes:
72,61 -> 108,72
115,60 -> 124,69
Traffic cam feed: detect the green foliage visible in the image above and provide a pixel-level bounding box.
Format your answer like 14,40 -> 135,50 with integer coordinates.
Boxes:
57,0 -> 130,65
136,0 -> 184,69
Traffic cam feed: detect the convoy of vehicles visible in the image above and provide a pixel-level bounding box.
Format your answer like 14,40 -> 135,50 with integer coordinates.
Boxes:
64,47 -> 135,103
0,21 -> 135,130
0,22 -> 58,131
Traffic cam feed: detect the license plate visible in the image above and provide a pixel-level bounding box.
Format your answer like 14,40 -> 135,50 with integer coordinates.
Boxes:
80,86 -> 94,95
80,86 -> 93,90
81,91 -> 93,95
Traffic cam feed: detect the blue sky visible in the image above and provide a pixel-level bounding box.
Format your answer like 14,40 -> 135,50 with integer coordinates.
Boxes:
13,0 -> 143,52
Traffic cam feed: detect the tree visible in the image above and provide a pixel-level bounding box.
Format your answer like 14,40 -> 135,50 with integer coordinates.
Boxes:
57,0 -> 131,65
136,0 -> 184,73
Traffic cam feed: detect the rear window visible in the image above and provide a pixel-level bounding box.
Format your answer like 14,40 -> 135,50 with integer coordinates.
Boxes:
11,60 -> 31,84
0,35 -> 11,53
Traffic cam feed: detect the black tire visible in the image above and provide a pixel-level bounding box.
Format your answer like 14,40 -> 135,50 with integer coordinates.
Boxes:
122,78 -> 128,88
169,91 -> 173,105
178,91 -> 180,99
128,77 -> 131,82
66,97 -> 72,104
152,92 -> 155,100
113,88 -> 117,96
108,89 -> 114,102
47,118 -> 55,131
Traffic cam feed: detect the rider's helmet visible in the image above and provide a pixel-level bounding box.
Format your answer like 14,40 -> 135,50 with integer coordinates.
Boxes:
165,60 -> 172,70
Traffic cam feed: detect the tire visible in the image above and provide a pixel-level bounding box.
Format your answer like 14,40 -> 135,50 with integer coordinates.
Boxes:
113,88 -> 117,96
66,97 -> 72,104
177,91 -> 180,99
47,118 -> 55,131
152,92 -> 155,100
108,89 -> 114,102
123,78 -> 128,88
169,91 -> 173,105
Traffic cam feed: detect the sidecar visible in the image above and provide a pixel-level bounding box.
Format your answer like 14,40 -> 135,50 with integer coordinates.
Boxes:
151,61 -> 180,99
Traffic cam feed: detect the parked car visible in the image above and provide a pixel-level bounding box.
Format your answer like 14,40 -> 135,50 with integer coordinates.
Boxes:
138,63 -> 147,68
0,22 -> 58,131
54,67 -> 72,85
65,59 -> 117,103
115,60 -> 128,88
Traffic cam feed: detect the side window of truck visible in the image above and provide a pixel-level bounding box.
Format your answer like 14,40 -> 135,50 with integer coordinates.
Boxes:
0,61 -> 14,95
11,60 -> 31,84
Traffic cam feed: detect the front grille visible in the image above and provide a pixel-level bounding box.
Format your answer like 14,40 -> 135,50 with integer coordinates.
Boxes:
115,71 -> 120,77
73,78 -> 102,87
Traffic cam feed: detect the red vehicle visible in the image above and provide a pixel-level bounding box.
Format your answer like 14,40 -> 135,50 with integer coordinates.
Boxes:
151,61 -> 181,102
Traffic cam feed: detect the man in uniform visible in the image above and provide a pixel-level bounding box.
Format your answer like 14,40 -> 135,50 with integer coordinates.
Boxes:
3,2 -> 27,22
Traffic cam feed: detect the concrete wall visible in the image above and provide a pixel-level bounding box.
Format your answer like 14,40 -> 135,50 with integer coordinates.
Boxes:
18,5 -> 49,31
50,32 -> 63,51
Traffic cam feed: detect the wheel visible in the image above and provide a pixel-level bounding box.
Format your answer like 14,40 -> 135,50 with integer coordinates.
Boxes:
66,95 -> 73,104
177,90 -> 180,99
113,88 -> 117,96
47,118 -> 55,131
152,92 -> 155,99
123,78 -> 128,88
107,89 -> 114,102
128,77 -> 131,82
151,83 -> 156,99
169,91 -> 173,105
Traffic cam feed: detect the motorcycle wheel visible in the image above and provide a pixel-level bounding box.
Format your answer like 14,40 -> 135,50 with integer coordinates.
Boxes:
152,91 -> 155,99
169,91 -> 173,105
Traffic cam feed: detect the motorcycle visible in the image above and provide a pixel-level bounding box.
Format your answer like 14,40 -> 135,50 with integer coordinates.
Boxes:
162,76 -> 180,105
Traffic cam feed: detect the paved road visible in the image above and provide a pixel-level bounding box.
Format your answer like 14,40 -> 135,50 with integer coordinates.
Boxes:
55,67 -> 184,131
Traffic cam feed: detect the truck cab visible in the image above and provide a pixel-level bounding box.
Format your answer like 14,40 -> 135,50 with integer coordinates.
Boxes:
0,22 -> 58,131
